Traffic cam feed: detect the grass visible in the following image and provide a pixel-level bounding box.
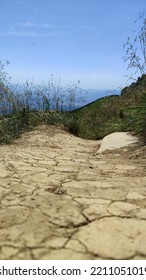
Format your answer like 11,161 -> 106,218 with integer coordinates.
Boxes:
0,74 -> 145,144
0,109 -> 79,144
70,74 -> 146,141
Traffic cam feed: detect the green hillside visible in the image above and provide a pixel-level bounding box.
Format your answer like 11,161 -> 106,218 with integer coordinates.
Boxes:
70,74 -> 146,140
0,75 -> 145,144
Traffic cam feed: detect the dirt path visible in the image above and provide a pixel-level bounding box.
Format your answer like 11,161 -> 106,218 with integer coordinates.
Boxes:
0,125 -> 146,260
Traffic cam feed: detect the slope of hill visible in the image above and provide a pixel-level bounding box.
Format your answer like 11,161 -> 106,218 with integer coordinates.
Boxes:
71,75 -> 146,140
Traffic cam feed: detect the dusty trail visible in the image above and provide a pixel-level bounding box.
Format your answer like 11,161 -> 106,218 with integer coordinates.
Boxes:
0,125 -> 146,260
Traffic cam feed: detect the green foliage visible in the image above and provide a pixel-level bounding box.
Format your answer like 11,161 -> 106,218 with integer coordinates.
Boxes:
0,62 -> 84,143
0,73 -> 85,116
70,75 -> 146,140
0,57 -> 145,145
0,113 -> 28,143
1,73 -> 145,144
64,112 -> 80,135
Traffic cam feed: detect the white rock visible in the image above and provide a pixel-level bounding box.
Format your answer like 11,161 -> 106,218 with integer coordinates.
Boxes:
97,132 -> 138,153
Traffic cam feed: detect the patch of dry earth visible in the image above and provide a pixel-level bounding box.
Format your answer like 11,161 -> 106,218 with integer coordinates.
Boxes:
0,125 -> 146,259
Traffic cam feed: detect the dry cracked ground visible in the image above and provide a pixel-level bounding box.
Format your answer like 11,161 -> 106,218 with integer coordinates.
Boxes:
0,125 -> 146,260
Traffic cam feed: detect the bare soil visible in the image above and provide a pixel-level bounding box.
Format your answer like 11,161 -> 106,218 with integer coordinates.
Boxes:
0,125 -> 146,259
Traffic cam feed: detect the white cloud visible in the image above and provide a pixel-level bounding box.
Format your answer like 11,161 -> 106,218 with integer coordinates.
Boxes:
11,22 -> 69,29
13,22 -> 53,28
0,22 -> 95,37
0,22 -> 70,37
0,31 -> 54,37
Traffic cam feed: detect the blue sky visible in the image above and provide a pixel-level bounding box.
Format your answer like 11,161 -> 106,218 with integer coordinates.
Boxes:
0,0 -> 145,90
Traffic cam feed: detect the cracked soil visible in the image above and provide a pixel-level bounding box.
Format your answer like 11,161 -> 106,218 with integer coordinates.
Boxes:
0,125 -> 146,260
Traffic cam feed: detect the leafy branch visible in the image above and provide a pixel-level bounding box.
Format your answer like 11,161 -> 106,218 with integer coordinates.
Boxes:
123,11 -> 146,77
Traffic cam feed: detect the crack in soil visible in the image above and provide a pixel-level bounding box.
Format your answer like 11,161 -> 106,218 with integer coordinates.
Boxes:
0,125 -> 146,259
